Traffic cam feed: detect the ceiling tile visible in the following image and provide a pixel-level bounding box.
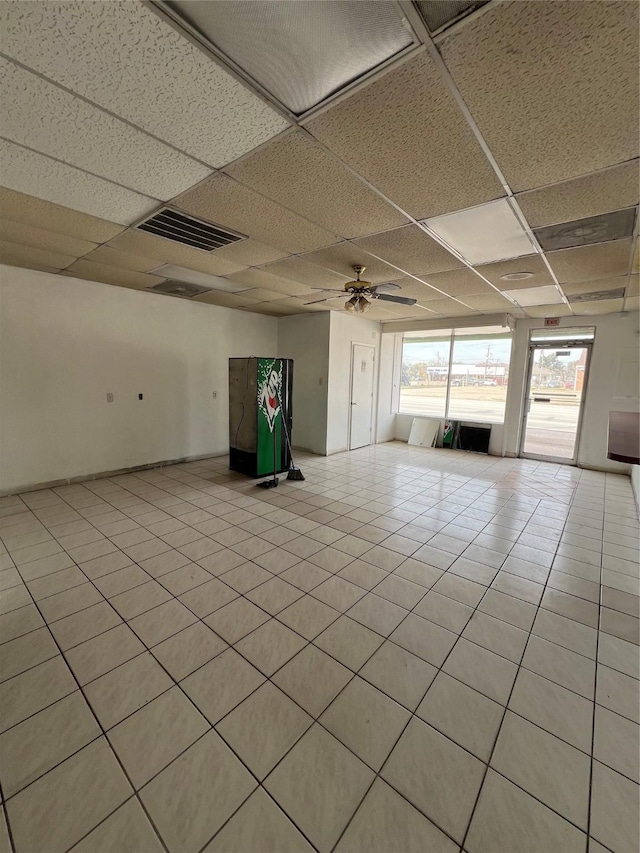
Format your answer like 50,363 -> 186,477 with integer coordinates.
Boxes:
440,1 -> 639,190
382,277 -> 442,301
475,255 -> 554,291
352,225 -> 463,275
524,304 -> 573,319
420,267 -> 495,297
424,199 -> 536,265
624,296 -> 639,312
0,188 -> 124,243
462,293 -> 516,311
626,274 -> 639,297
0,140 -> 158,225
235,287 -> 287,303
307,52 -> 503,219
177,173 -> 339,254
63,260 -> 166,290
225,268 -> 316,297
570,299 -> 624,316
0,219 -> 97,258
547,239 -> 633,284
503,285 -> 564,307
0,58 -> 211,200
225,131 -> 408,238
192,291 -> 258,308
516,160 -> 640,228
300,243 -> 401,282
258,257 -> 351,290
417,298 -> 478,316
107,228 -> 248,276
211,239 -> 290,267
0,240 -> 77,272
560,276 -> 630,297
0,0 -> 288,167
82,246 -> 163,273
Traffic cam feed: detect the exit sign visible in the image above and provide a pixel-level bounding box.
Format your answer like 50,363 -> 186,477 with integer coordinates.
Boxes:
544,317 -> 560,326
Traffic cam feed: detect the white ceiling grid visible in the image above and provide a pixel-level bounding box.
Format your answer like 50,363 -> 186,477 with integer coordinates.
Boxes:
0,0 -> 637,322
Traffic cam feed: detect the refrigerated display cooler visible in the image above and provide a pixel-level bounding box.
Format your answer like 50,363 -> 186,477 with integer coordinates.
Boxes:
229,357 -> 293,478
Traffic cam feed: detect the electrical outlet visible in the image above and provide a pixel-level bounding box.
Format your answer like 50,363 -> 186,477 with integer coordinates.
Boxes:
212,391 -> 217,399
106,393 -> 114,403
138,393 -> 143,400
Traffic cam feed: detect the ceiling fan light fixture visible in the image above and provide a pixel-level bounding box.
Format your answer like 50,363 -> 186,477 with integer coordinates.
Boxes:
345,295 -> 358,312
357,295 -> 372,313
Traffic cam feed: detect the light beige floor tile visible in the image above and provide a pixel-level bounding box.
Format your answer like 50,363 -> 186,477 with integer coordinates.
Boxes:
78,550 -> 133,580
264,724 -> 374,853
491,570 -> 545,604
598,632 -> 639,679
178,576 -> 238,617
443,638 -> 517,704
338,559 -> 389,589
532,608 -> 598,658
152,622 -> 227,681
509,667 -> 593,753
417,671 -> 503,761
341,779 -> 458,852
108,686 -> 210,789
140,730 -> 256,853
466,769 -> 586,853
594,704 -> 640,783
64,623 -> 145,685
382,717 -> 485,843
204,597 -> 270,643
320,676 -> 410,771
0,626 -> 59,683
27,566 -> 87,601
0,691 -> 100,796
6,738 -> 132,852
314,615 -> 384,671
311,575 -> 367,612
129,598 -> 197,647
359,640 -> 437,710
0,604 -> 44,644
414,590 -> 474,633
347,593 -> 408,636
273,644 -> 352,717
235,618 -> 307,675
591,760 -> 640,853
491,711 -> 591,829
389,613 -> 457,667
49,601 -> 123,651
107,580 -> 172,620
220,561 -> 273,592
277,593 -> 341,639
245,576 -> 304,615
72,797 -> 164,853
84,652 -> 173,729
462,611 -> 528,663
93,565 -> 149,598
204,788 -> 314,853
522,635 -> 596,699
181,647 -> 265,724
596,664 -> 640,723
217,682 -> 312,779
280,560 -> 332,591
0,806 -> 10,853
431,572 -> 486,607
0,655 -> 77,732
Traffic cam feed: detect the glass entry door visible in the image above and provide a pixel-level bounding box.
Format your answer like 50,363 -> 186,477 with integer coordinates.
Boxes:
520,343 -> 592,463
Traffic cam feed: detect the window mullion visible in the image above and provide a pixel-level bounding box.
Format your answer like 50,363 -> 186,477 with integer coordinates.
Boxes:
444,332 -> 454,418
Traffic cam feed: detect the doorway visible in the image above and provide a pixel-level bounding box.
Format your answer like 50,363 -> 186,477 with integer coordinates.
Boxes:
520,341 -> 592,464
349,344 -> 375,450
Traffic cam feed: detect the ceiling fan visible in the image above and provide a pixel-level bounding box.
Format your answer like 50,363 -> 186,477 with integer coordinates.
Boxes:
305,265 -> 417,314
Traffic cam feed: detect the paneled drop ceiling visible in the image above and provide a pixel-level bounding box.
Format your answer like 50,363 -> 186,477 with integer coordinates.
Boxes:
0,0 -> 638,323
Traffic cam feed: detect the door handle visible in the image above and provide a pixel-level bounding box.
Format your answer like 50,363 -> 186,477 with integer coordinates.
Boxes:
350,402 -> 357,406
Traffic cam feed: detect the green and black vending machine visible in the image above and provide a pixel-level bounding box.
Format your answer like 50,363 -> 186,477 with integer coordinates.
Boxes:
229,357 -> 293,478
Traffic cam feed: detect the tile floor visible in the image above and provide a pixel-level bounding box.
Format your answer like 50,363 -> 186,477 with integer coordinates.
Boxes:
0,442 -> 638,853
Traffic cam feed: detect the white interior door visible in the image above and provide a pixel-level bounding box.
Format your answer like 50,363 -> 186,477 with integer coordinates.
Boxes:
349,344 -> 375,450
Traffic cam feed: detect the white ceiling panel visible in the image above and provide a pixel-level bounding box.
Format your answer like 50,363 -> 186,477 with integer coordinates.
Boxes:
502,285 -> 564,307
424,199 -> 536,265
0,59 -> 212,200
0,1 -> 288,167
0,140 -> 159,225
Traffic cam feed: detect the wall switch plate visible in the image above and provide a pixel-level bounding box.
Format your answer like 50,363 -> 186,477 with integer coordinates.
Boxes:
212,391 -> 217,398
138,393 -> 143,400
106,393 -> 114,403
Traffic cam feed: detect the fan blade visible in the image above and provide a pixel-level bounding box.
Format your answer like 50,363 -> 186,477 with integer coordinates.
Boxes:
371,282 -> 401,293
375,294 -> 417,305
303,295 -> 347,305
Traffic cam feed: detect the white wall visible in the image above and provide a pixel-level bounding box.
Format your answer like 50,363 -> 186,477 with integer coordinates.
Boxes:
326,312 -> 381,455
0,265 -> 277,493
376,333 -> 397,443
379,312 -> 640,472
277,313 -> 330,455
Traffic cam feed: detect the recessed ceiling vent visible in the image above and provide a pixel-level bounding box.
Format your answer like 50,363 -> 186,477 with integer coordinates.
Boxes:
150,280 -> 212,298
534,208 -> 636,252
415,1 -> 490,35
568,287 -> 626,304
137,208 -> 244,251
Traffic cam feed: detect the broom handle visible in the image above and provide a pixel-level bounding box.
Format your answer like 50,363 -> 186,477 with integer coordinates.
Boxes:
275,386 -> 295,461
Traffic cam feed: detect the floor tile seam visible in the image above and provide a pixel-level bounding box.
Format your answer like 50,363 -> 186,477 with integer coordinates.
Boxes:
458,492 -> 585,853
0,559 -> 172,853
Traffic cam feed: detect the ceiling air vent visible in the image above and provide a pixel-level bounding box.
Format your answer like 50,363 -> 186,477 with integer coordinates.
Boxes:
150,280 -> 212,299
137,208 -> 244,251
534,208 -> 636,252
415,1 -> 490,35
568,287 -> 626,304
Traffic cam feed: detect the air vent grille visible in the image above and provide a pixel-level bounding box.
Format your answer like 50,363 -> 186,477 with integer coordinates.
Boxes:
534,208 -> 636,252
415,1 -> 490,34
151,280 -> 212,298
137,208 -> 244,251
568,287 -> 626,304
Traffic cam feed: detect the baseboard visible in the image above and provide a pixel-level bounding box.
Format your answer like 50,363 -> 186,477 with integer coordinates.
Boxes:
0,451 -> 229,497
